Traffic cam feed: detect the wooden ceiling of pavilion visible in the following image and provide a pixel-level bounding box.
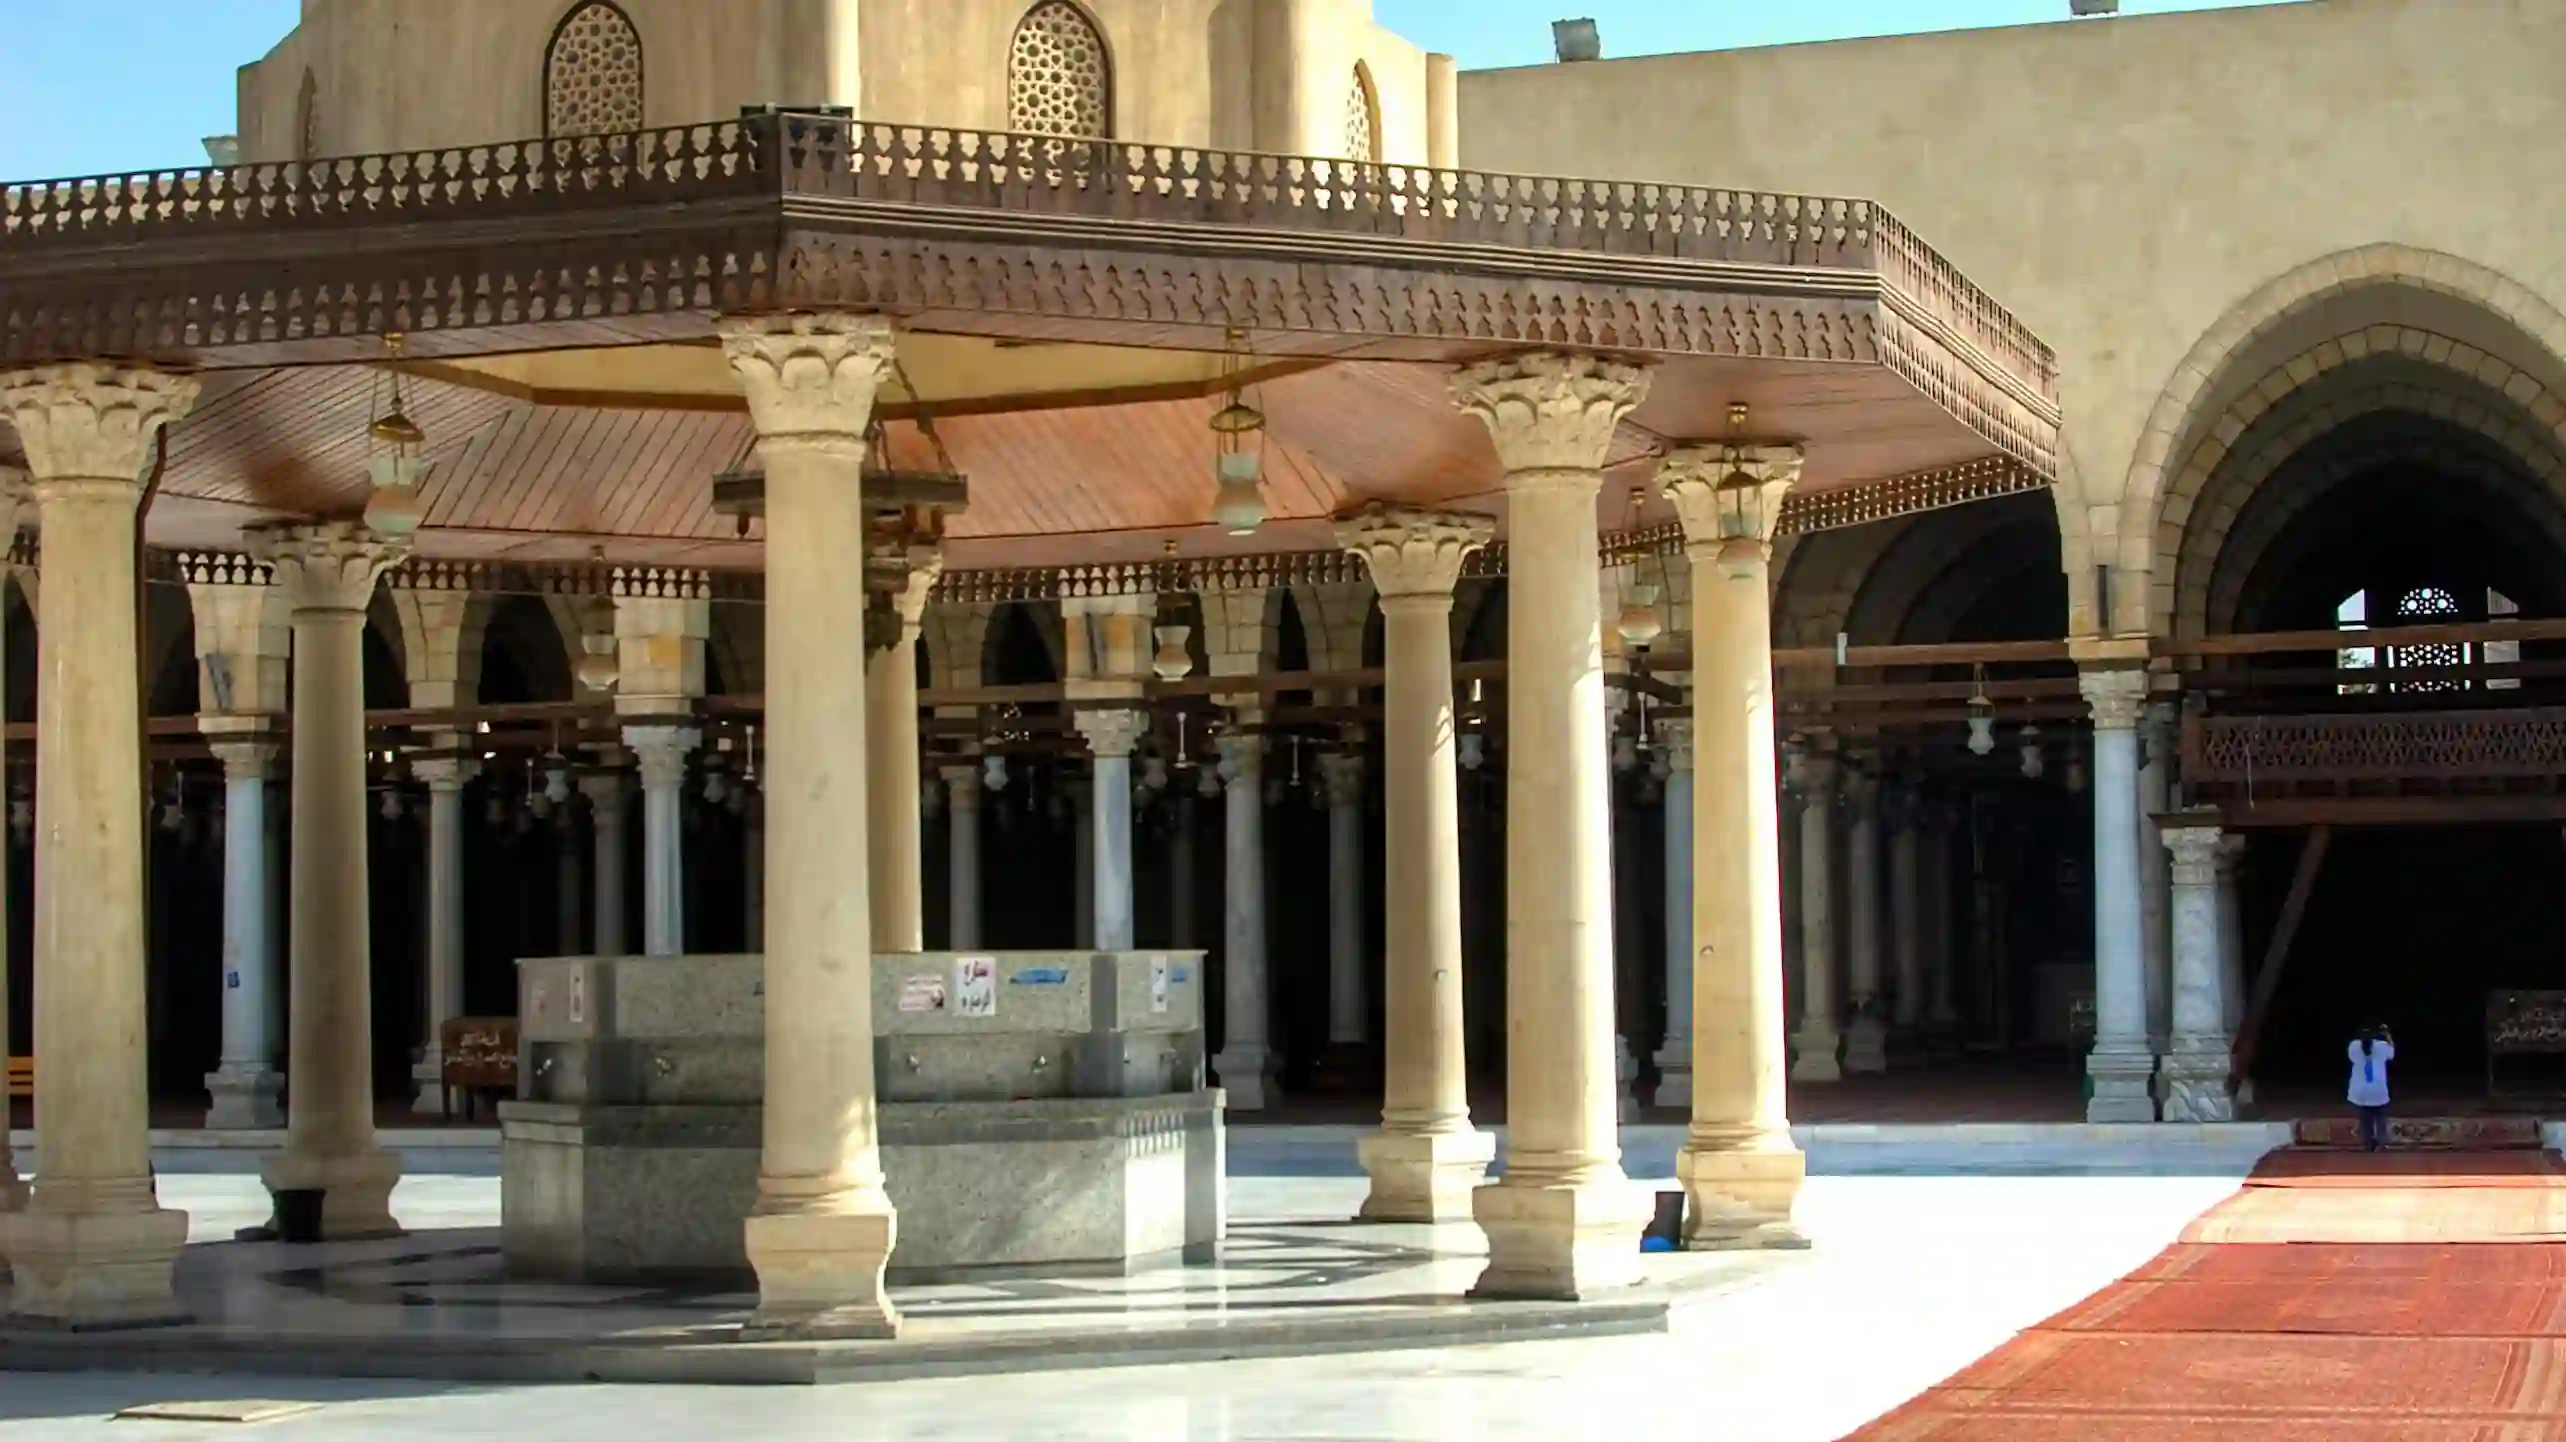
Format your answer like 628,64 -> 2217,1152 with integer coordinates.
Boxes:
0,114 -> 2061,579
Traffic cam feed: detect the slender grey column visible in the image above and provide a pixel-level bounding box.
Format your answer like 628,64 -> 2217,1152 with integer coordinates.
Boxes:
1653,721 -> 1695,1109
1790,751 -> 1843,1083
2216,836 -> 2247,1036
1069,775 -> 1094,950
941,764 -> 983,950
1890,788 -> 1925,1032
1074,713 -> 1146,953
1212,733 -> 1272,1110
580,769 -> 630,957
206,740 -> 285,1130
1841,769 -> 1888,1073
1926,805 -> 1962,1031
2082,670 -> 2157,1121
2159,824 -> 2236,1121
1319,752 -> 1368,1046
1168,787 -> 1198,949
407,756 -> 475,1116
555,802 -> 584,956
743,782 -> 766,952
2139,704 -> 2175,1058
624,725 -> 697,958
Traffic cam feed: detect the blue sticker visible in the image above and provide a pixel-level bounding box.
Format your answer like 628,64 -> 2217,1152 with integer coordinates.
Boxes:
225,971 -> 241,990
1011,968 -> 1070,986
1169,967 -> 1191,984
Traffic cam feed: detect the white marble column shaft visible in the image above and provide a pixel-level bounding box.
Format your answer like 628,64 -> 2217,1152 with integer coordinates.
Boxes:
626,726 -> 697,958
1343,506 -> 1495,1221
1841,771 -> 1888,1073
1075,711 -> 1147,953
1212,733 -> 1273,1110
2139,705 -> 2175,1057
2159,825 -> 2236,1121
1791,753 -> 1843,1082
409,757 -> 476,1116
1890,791 -> 1925,1032
1653,723 -> 1695,1109
1926,808 -> 1963,1031
262,522 -> 409,1239
721,312 -> 901,1339
941,765 -> 983,950
205,740 -> 286,1130
867,560 -> 937,954
1319,751 -> 1368,1046
581,770 -> 630,957
2083,669 -> 2157,1121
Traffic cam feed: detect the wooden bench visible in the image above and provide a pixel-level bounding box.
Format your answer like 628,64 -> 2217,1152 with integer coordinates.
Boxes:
439,1018 -> 520,1121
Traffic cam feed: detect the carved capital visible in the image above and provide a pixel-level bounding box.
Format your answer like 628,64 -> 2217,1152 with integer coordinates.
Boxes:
717,312 -> 897,453
1316,751 -> 1366,808
1338,503 -> 1493,603
1073,708 -> 1150,760
1654,717 -> 1694,774
883,545 -> 943,631
412,756 -> 482,792
578,768 -> 630,818
623,725 -> 700,791
1214,732 -> 1264,786
256,521 -> 409,616
1451,352 -> 1649,477
0,364 -> 200,489
2080,668 -> 2149,731
1660,443 -> 1807,560
207,739 -> 281,782
1793,751 -> 1839,805
940,763 -> 983,808
2163,825 -> 2226,888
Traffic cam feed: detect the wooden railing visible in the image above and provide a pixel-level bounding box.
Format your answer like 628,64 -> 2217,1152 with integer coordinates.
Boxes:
2185,706 -> 2566,784
0,112 -> 2056,402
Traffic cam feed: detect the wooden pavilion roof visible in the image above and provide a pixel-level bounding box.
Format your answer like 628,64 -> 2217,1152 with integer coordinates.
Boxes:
0,113 -> 2061,574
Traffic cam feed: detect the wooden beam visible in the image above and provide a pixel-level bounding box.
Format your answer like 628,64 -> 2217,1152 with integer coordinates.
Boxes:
2167,616 -> 2566,659
1771,639 -> 2073,670
2231,825 -> 2332,1088
2209,795 -> 2566,828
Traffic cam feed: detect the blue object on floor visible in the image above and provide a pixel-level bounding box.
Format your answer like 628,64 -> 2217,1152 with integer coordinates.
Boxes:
1640,1235 -> 1675,1253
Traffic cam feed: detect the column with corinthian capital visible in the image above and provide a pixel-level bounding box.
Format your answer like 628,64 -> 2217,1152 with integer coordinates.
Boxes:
1791,743 -> 1844,1083
409,755 -> 477,1115
580,763 -> 631,956
2082,668 -> 2157,1122
0,366 -> 198,1325
720,312 -> 902,1339
868,549 -> 939,953
1453,353 -> 1651,1297
1661,444 -> 1809,1248
941,763 -> 984,950
1341,504 -> 1496,1222
1652,719 -> 1695,1109
2159,823 -> 2236,1122
259,523 -> 411,1239
1212,732 -> 1274,1110
624,725 -> 697,957
1075,709 -> 1149,952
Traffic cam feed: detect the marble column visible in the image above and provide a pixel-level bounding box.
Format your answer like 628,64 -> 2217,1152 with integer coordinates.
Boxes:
2159,824 -> 2235,1121
1454,352 -> 1650,1298
721,311 -> 901,1339
1168,787 -> 1198,949
1652,720 -> 1695,1110
867,555 -> 938,954
409,756 -> 477,1116
1212,733 -> 1274,1110
941,764 -> 983,950
1926,805 -> 1963,1032
1318,751 -> 1369,1047
580,768 -> 630,957
1662,445 -> 1807,1248
1790,749 -> 1844,1083
261,522 -> 409,1240
2139,704 -> 2175,1059
625,724 -> 697,958
0,366 -> 197,1325
743,782 -> 766,952
2082,669 -> 2157,1122
204,738 -> 287,1129
1841,768 -> 1889,1074
1342,506 -> 1495,1221
1070,775 -> 1094,950
1890,787 -> 1925,1033
555,799 -> 585,955
2216,836 -> 2248,1038
1075,711 -> 1148,952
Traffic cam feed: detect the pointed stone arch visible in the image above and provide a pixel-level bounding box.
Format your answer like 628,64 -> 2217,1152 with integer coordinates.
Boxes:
544,0 -> 646,139
1345,62 -> 1382,163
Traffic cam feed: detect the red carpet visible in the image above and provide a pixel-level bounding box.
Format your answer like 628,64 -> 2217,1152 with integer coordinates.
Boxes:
1847,1148 -> 2566,1439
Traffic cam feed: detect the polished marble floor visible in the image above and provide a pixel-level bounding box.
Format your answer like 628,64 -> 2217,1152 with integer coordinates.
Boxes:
0,1131 -> 2251,1441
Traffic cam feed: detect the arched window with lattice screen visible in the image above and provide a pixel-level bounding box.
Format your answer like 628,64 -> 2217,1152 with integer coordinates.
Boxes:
1344,63 -> 1381,162
545,1 -> 646,139
295,69 -> 320,162
1009,2 -> 1112,139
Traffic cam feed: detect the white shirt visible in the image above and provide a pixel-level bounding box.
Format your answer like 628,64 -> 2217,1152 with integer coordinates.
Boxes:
2347,1039 -> 2395,1107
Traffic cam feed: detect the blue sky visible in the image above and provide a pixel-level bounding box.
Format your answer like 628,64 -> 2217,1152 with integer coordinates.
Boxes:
0,0 -> 2299,179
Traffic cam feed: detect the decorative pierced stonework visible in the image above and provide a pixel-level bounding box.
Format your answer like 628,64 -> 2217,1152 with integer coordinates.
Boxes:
718,313 -> 897,451
1779,456 -> 2045,535
1452,353 -> 1650,476
2192,707 -> 2566,784
1008,2 -> 1111,140
0,365 -> 200,489
1344,67 -> 1378,164
1338,503 -> 1493,602
546,2 -> 645,140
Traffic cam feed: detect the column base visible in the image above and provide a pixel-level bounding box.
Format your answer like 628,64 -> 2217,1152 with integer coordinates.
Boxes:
1676,1133 -> 1811,1251
1470,1171 -> 1651,1300
1212,1044 -> 1278,1112
203,1065 -> 284,1131
1356,1126 -> 1495,1223
740,1198 -> 902,1341
1651,1041 -> 1693,1110
1844,1014 -> 1889,1074
410,1055 -> 449,1118
2086,1043 -> 2159,1123
0,1205 -> 191,1329
1789,1023 -> 1843,1083
257,1146 -> 404,1240
2159,1039 -> 2238,1123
